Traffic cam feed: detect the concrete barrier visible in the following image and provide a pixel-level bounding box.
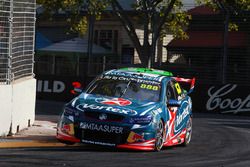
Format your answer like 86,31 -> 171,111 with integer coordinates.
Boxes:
0,85 -> 12,136
0,78 -> 36,136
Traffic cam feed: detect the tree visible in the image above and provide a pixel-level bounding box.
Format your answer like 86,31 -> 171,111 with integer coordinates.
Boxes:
37,0 -> 190,68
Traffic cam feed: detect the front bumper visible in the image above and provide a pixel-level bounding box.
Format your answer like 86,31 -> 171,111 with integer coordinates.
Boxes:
56,114 -> 157,150
57,129 -> 156,150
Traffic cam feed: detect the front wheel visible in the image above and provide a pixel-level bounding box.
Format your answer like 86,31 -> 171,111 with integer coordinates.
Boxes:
182,116 -> 192,146
154,120 -> 164,151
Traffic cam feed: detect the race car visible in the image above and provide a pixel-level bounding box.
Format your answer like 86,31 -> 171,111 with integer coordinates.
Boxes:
57,68 -> 195,151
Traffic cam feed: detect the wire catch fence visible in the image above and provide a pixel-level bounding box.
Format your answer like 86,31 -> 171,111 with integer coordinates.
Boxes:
0,0 -> 35,84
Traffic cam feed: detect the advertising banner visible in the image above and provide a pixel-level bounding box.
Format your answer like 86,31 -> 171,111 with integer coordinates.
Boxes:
36,76 -> 94,102
192,84 -> 250,114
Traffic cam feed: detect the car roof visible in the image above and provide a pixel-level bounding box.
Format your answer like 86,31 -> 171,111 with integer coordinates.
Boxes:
103,68 -> 173,82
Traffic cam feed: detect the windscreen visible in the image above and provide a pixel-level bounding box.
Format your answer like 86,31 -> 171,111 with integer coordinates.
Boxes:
86,77 -> 161,102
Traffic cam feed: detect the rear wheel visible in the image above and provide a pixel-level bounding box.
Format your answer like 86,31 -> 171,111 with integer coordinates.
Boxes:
154,120 -> 164,151
182,116 -> 192,146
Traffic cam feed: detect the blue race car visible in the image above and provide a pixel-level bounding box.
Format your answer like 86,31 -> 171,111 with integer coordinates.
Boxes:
57,68 -> 195,151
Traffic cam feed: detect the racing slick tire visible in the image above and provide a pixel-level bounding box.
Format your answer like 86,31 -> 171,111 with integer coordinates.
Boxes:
154,120 -> 164,151
182,116 -> 192,146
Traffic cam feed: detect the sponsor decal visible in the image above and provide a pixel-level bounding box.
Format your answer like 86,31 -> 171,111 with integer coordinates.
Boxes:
99,113 -> 107,120
140,84 -> 159,91
174,83 -> 182,95
105,71 -> 162,82
206,84 -> 250,114
127,131 -> 145,143
96,98 -> 132,106
101,75 -> 161,85
76,103 -> 137,115
80,122 -> 123,134
82,140 -> 115,147
174,102 -> 189,133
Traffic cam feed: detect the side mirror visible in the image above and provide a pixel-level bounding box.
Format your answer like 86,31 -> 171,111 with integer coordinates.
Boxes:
167,99 -> 181,107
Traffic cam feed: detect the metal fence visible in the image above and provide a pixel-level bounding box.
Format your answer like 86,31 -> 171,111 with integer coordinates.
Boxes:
164,11 -> 250,86
0,0 -> 35,84
0,0 -> 10,83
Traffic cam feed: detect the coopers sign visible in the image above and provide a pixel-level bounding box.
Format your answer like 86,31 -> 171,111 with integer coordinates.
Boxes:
206,84 -> 250,114
193,84 -> 250,114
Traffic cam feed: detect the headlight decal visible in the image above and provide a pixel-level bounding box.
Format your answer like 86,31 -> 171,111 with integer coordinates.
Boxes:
59,114 -> 75,136
62,123 -> 75,135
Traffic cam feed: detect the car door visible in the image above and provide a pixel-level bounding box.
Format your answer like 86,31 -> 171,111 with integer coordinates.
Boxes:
166,79 -> 188,136
170,79 -> 190,135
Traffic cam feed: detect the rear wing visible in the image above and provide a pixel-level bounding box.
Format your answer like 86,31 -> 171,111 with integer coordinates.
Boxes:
172,77 -> 196,94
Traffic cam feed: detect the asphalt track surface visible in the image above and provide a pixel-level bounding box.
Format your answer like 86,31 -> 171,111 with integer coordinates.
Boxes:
1,113 -> 250,167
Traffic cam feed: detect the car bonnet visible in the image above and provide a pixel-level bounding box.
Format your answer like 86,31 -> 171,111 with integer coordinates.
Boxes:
70,93 -> 160,117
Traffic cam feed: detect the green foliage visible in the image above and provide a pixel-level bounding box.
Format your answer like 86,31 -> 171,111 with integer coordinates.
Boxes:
164,12 -> 191,40
37,0 -> 109,35
134,0 -> 190,38
237,0 -> 250,10
228,22 -> 239,31
70,17 -> 88,36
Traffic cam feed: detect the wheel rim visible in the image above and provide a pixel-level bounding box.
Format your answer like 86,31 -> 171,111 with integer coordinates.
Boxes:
185,117 -> 192,144
155,120 -> 164,151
